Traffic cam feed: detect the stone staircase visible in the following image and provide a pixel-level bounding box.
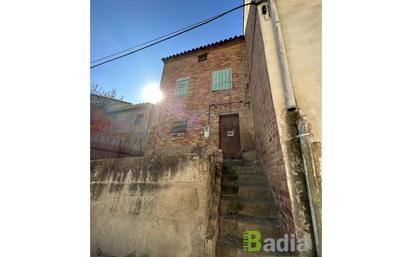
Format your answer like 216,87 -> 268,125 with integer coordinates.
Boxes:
216,160 -> 285,257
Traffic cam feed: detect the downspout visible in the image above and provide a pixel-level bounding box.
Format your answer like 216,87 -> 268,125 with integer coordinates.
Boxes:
297,119 -> 322,257
265,0 -> 297,111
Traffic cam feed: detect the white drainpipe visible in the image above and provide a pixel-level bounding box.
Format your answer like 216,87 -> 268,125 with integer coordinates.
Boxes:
265,0 -> 297,111
297,119 -> 322,257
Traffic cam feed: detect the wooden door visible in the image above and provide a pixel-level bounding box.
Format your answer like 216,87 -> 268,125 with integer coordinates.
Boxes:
219,114 -> 241,159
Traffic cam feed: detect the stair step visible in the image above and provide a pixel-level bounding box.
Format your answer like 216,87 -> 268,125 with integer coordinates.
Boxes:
216,236 -> 268,257
222,179 -> 238,187
237,174 -> 267,184
219,214 -> 283,240
223,160 -> 259,166
220,196 -> 279,218
222,185 -> 239,195
223,178 -> 267,187
229,165 -> 264,175
217,161 -> 292,256
238,180 -> 267,186
238,185 -> 273,199
222,191 -> 272,202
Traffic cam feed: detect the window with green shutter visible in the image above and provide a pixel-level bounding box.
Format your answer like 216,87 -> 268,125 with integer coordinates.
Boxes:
176,77 -> 190,96
211,68 -> 232,91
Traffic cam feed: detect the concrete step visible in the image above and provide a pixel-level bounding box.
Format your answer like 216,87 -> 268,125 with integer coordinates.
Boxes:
220,196 -> 279,218
216,236 -> 267,257
216,236 -> 295,257
222,186 -> 239,195
238,184 -> 273,200
222,179 -> 239,188
219,214 -> 283,241
237,174 -> 267,184
223,177 -> 267,187
218,162 -> 290,256
223,159 -> 259,167
228,165 -> 264,175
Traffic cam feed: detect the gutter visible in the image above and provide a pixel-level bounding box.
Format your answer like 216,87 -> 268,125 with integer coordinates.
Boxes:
264,0 -> 297,111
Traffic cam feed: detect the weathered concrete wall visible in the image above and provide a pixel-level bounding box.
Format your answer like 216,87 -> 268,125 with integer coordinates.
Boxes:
91,155 -> 211,257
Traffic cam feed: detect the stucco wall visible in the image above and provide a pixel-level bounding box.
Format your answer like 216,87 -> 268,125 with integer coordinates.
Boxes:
276,0 -> 322,141
91,155 -> 211,257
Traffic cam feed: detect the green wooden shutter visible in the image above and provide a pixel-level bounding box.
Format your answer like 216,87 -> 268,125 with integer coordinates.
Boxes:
211,68 -> 232,91
176,77 -> 189,96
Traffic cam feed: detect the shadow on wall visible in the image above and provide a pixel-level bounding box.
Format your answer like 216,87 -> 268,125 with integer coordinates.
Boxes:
91,154 -> 212,257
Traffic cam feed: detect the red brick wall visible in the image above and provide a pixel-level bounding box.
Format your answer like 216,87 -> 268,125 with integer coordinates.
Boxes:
245,6 -> 295,234
147,37 -> 255,156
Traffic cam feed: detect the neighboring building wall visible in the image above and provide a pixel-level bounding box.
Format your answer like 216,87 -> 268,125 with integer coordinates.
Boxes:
90,93 -> 132,111
91,95 -> 153,159
91,155 -> 212,257
147,37 -> 255,156
276,0 -> 322,142
244,0 -> 322,255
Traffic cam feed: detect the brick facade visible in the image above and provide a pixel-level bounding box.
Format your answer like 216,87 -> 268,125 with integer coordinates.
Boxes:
147,37 -> 255,156
245,6 -> 295,234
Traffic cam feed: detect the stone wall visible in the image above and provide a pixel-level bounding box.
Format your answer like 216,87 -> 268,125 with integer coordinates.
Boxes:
91,155 -> 212,257
146,37 -> 255,156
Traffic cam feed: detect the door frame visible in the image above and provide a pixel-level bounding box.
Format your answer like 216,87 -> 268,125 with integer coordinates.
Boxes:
218,113 -> 241,159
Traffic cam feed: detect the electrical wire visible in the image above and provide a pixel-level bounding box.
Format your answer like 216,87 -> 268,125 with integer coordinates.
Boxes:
91,15 -> 219,64
90,1 -> 263,69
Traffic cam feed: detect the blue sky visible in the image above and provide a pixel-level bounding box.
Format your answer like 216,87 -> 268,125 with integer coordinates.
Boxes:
91,0 -> 244,104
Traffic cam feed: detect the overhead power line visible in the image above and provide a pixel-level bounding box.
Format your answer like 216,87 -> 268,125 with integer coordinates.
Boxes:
91,15 -> 219,64
91,1 -> 263,69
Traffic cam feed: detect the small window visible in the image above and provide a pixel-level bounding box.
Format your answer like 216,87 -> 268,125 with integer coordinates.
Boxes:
170,120 -> 187,133
211,68 -> 232,91
198,53 -> 208,62
135,114 -> 144,125
176,77 -> 190,96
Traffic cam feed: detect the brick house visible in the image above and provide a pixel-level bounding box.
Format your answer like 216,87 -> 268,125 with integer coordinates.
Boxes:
147,0 -> 321,254
91,94 -> 153,159
147,36 -> 255,159
90,1 -> 321,255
